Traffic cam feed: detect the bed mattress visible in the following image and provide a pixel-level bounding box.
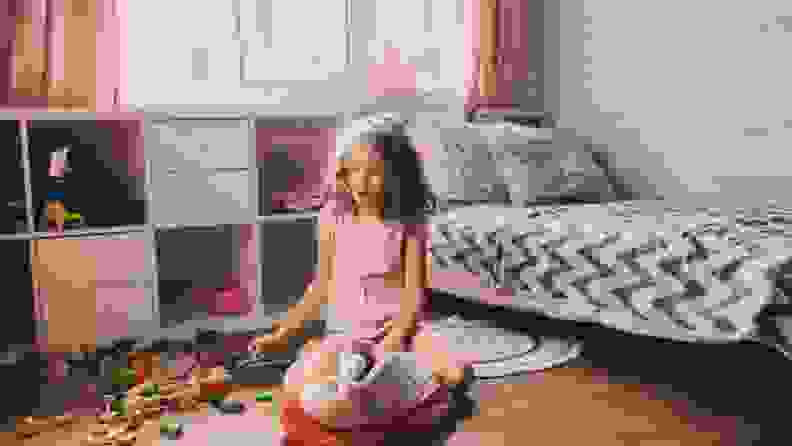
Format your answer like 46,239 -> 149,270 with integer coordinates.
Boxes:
428,200 -> 792,343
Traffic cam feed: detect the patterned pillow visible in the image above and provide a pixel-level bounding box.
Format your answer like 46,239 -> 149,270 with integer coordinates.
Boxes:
485,125 -> 616,205
417,126 -> 509,204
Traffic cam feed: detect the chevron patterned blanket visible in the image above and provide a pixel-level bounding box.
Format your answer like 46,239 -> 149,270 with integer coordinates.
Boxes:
429,200 -> 792,343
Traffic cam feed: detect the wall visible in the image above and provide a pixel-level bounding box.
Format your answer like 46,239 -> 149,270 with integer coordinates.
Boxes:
544,0 -> 792,206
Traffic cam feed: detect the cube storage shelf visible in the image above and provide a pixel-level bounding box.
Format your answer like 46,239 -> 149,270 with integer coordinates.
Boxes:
1,113 -> 339,354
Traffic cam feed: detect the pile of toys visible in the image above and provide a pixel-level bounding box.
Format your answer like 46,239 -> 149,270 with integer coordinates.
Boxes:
17,332 -> 290,444
84,364 -> 230,445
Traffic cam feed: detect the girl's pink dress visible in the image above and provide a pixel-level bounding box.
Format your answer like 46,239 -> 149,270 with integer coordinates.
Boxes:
282,195 -> 460,431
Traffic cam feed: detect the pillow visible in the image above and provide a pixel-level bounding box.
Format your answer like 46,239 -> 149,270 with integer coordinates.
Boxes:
416,125 -> 509,204
484,125 -> 616,205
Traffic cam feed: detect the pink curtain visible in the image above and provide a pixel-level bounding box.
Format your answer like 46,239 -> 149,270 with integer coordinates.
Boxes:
465,0 -> 526,113
3,0 -> 121,109
4,0 -> 48,107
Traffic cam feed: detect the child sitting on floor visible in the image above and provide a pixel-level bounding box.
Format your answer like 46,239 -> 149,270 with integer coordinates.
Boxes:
252,113 -> 470,431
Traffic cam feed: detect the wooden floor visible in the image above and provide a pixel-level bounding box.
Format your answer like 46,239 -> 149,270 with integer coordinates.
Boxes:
6,310 -> 790,445
6,357 -> 774,445
5,375 -> 731,446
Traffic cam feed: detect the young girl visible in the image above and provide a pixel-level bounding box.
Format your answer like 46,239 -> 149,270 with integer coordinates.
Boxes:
252,113 -> 469,431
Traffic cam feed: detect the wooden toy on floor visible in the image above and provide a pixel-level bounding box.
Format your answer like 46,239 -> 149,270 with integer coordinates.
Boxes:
17,413 -> 74,438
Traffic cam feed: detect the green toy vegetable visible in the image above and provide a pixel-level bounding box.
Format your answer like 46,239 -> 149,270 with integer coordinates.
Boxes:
140,383 -> 160,397
160,422 -> 182,435
64,212 -> 83,222
112,368 -> 137,386
110,398 -> 127,416
255,391 -> 273,402
160,417 -> 183,435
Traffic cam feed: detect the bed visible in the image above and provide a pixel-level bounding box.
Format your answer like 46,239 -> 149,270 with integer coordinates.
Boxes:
404,112 -> 792,353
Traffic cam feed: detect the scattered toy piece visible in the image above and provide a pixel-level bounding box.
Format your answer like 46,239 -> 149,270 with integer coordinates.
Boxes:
18,416 -> 51,437
97,424 -> 132,445
128,409 -> 144,430
116,430 -> 137,446
89,423 -> 109,436
211,399 -> 246,414
17,413 -> 75,438
140,383 -> 160,397
110,398 -> 128,416
84,432 -> 114,446
99,412 -> 120,424
113,368 -> 138,387
54,413 -> 75,426
160,419 -> 183,438
142,406 -> 163,418
142,395 -> 162,407
255,391 -> 274,402
158,382 -> 182,395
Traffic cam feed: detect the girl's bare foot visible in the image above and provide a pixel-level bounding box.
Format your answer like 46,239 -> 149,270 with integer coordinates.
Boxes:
446,365 -> 466,386
433,364 -> 470,387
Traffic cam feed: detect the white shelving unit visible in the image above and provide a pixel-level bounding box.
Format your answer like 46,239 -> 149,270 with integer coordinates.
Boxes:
1,113 -> 334,351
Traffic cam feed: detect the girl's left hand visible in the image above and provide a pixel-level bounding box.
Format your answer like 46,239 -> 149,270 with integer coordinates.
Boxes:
381,331 -> 406,353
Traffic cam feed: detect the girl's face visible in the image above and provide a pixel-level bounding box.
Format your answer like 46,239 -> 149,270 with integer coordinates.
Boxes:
337,143 -> 386,211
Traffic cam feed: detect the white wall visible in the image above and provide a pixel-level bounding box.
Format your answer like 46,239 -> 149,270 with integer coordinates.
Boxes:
544,0 -> 792,206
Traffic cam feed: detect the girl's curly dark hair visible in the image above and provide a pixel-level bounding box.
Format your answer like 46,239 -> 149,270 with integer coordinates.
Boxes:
329,114 -> 438,223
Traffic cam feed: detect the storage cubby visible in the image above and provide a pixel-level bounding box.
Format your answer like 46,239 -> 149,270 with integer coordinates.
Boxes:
0,239 -> 37,351
155,224 -> 257,328
0,121 -> 28,235
258,217 -> 318,315
27,119 -> 146,233
31,231 -> 155,353
256,118 -> 336,215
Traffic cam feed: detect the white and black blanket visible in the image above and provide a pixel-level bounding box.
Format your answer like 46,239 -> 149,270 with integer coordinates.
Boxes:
428,200 -> 792,344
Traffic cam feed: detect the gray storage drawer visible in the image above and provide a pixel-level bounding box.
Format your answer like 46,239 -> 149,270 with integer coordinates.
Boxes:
148,119 -> 250,170
151,168 -> 252,227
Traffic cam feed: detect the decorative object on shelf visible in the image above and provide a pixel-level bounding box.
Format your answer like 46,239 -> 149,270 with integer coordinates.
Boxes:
208,285 -> 249,315
43,146 -> 69,232
40,146 -> 88,232
479,0 -> 498,98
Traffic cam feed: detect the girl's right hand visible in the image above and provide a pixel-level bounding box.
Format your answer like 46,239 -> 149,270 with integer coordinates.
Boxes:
251,321 -> 294,354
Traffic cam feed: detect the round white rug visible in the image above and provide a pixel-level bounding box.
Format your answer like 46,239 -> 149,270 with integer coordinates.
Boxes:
430,315 -> 584,379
